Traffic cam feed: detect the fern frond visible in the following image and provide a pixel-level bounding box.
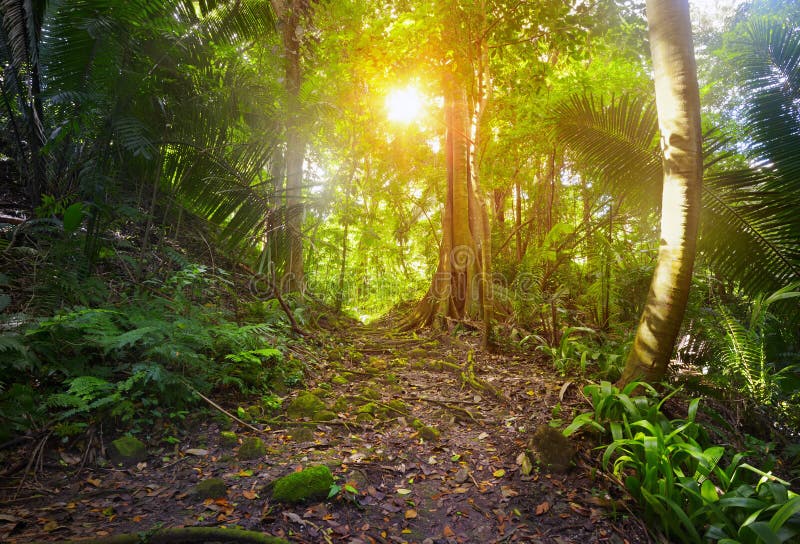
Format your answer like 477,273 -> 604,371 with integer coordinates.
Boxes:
66,375 -> 114,401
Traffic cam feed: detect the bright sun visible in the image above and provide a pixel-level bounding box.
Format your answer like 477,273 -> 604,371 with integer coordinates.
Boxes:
385,86 -> 424,124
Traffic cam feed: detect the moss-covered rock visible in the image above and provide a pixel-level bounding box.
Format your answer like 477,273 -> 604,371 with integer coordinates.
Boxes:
238,437 -> 266,460
367,357 -> 388,371
356,402 -> 378,416
194,477 -> 227,499
418,425 -> 440,441
109,436 -> 147,465
331,375 -> 349,385
286,392 -> 326,419
271,465 -> 334,503
288,427 -> 315,442
310,387 -> 329,399
316,410 -> 337,422
383,373 -> 398,384
386,399 -> 407,415
331,397 -> 350,413
361,386 -> 381,400
220,431 -> 238,447
246,405 -> 262,420
529,424 -> 574,473
355,413 -> 375,424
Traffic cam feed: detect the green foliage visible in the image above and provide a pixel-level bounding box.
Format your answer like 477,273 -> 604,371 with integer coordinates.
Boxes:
0,263 -> 299,439
565,382 -> 800,543
535,326 -> 597,376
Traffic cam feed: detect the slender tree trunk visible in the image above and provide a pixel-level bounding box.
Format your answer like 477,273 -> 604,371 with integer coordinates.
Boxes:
515,179 -> 523,262
617,0 -> 702,385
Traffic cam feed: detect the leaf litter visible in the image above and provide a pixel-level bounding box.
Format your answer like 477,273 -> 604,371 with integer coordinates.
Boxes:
0,326 -> 647,543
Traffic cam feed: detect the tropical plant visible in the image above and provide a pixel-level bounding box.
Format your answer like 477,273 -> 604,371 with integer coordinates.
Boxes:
0,0 -> 283,258
553,15 -> 800,301
565,381 -> 800,543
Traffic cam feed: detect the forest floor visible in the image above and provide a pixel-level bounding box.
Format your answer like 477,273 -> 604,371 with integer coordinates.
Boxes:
0,322 -> 649,544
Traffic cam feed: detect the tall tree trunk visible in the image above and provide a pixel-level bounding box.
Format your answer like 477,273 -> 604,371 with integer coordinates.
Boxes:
403,76 -> 486,329
515,179 -> 523,262
617,0 -> 702,385
272,0 -> 306,292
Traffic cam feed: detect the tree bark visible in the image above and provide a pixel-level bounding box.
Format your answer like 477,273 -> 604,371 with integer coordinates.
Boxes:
403,76 -> 487,329
617,0 -> 702,385
271,0 -> 307,293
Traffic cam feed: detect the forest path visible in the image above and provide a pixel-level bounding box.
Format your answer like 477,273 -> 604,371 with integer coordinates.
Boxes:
0,325 -> 647,544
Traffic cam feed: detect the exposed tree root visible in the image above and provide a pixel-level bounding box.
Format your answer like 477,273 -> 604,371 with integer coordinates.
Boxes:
29,526 -> 289,544
411,396 -> 479,422
413,351 -> 506,403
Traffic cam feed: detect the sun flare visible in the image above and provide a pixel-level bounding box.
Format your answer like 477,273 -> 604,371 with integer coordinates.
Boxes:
385,86 -> 424,124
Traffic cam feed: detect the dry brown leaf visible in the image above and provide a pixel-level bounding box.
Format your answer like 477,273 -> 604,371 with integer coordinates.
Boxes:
404,509 -> 417,519
535,501 -> 551,515
242,490 -> 258,500
443,525 -> 455,537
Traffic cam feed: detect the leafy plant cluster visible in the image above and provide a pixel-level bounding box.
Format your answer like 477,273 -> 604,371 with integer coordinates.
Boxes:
0,263 -> 302,442
565,382 -> 800,543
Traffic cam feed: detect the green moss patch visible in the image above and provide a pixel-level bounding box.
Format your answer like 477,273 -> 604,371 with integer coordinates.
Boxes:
361,386 -> 381,400
109,436 -> 147,465
220,431 -> 238,447
288,427 -> 315,442
194,477 -> 227,499
286,392 -> 326,419
237,437 -> 266,460
272,465 -> 334,503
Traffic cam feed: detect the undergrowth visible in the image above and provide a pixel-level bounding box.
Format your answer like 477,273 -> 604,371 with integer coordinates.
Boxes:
0,262 -> 303,443
565,382 -> 800,543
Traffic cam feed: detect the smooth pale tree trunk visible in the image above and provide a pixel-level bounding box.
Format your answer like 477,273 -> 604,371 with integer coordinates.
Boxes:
617,0 -> 702,385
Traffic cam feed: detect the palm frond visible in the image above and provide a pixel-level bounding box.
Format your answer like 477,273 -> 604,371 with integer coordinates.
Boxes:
553,91 -> 800,296
736,17 -> 800,189
552,93 -> 661,209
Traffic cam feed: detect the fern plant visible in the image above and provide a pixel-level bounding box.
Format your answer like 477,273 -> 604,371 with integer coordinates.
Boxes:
711,283 -> 800,413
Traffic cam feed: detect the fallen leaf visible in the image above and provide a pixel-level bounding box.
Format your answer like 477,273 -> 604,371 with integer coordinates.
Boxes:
477,432 -> 489,440
396,488 -> 412,495
86,478 -> 102,487
443,525 -> 455,537
185,448 -> 209,456
492,469 -> 506,478
132,515 -> 144,523
559,381 -> 573,401
404,509 -> 417,519
454,468 -> 469,484
242,490 -> 258,500
535,501 -> 551,515
43,520 -> 59,532
500,486 -> 519,499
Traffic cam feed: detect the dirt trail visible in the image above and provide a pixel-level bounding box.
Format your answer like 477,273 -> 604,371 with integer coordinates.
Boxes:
0,326 -> 648,543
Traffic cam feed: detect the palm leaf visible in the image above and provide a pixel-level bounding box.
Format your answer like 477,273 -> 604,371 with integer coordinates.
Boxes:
553,92 -> 800,296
